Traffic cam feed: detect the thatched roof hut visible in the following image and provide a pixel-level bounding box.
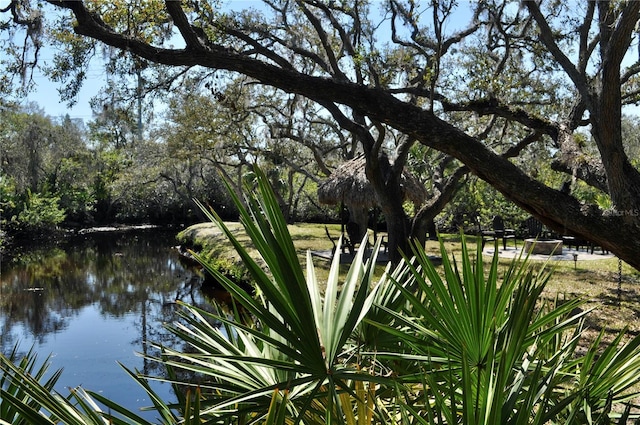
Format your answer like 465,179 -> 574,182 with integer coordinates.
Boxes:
318,154 -> 428,243
317,154 -> 428,209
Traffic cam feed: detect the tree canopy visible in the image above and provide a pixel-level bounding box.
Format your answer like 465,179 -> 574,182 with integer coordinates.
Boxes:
3,0 -> 640,268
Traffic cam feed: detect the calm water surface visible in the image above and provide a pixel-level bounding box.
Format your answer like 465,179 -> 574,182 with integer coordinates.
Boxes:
0,229 -> 220,420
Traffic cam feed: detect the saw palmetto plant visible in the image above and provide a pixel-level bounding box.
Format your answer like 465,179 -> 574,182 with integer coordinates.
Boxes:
3,167 -> 640,424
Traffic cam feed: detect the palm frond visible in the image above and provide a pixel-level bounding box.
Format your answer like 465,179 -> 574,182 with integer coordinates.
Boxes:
155,166 -> 393,422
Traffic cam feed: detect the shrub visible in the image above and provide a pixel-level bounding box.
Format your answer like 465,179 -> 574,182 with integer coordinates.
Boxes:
12,190 -> 66,234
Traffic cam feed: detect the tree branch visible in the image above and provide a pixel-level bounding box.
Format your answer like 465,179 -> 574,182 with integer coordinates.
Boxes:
295,0 -> 349,80
164,1 -> 206,50
524,1 -> 589,95
442,97 -> 559,139
42,0 -> 640,270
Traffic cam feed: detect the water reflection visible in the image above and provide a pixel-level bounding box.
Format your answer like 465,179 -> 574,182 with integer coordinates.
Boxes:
0,229 -> 218,418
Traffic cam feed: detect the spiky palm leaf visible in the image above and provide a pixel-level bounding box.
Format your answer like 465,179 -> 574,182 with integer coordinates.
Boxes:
0,346 -> 62,425
5,167 -> 640,425
0,346 -> 198,424
370,237 -> 640,424
148,166 -> 393,423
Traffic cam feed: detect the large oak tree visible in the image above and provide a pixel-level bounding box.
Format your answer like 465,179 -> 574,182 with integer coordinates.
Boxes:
4,0 -> 640,268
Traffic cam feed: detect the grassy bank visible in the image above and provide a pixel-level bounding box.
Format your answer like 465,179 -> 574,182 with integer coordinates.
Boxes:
178,222 -> 640,339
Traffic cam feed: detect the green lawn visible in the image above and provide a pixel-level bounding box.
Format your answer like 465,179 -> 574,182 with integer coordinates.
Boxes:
434,233 -> 640,343
178,222 -> 640,341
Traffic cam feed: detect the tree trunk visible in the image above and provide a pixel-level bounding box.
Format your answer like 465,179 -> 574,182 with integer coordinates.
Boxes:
363,154 -> 411,265
410,166 -> 467,246
411,214 -> 430,248
348,206 -> 369,245
384,207 -> 410,265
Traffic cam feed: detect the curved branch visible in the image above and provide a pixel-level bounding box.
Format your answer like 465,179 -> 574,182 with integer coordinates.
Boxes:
165,1 -> 206,50
502,130 -> 541,158
621,62 -> 640,85
524,1 -> 588,95
412,165 -> 468,232
577,1 -> 596,74
442,97 -> 559,139
295,0 -> 348,80
221,26 -> 296,70
302,0 -> 363,80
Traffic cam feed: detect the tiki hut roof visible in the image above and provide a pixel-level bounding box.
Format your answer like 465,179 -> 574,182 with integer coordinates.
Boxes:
317,154 -> 428,208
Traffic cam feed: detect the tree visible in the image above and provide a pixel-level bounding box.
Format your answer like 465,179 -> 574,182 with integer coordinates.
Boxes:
0,104 -> 91,232
4,1 -> 640,268
160,75 -> 344,223
621,115 -> 640,165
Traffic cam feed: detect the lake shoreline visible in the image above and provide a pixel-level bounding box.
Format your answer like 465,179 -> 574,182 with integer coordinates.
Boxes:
1,224 -> 185,265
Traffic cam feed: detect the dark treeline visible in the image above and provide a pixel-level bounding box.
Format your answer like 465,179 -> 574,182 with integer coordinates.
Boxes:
4,98 -> 637,255
0,101 -> 336,251
0,104 -> 215,233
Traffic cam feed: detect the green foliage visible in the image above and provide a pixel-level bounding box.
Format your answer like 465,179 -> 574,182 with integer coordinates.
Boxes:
174,168 -> 390,422
0,101 -> 243,228
571,180 -> 612,209
0,346 -> 63,425
12,190 -> 65,233
441,177 -> 528,232
382,243 -> 587,424
622,115 -> 640,163
0,176 -> 16,249
0,176 -> 17,217
4,169 -> 640,424
52,156 -> 96,223
290,187 -> 337,223
0,106 -> 100,230
87,105 -> 139,151
140,170 -> 640,423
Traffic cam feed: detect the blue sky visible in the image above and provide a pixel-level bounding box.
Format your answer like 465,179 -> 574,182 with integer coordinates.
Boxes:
24,61 -> 102,120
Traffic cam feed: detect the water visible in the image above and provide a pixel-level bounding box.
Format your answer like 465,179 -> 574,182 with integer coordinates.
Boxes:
0,228 -> 219,421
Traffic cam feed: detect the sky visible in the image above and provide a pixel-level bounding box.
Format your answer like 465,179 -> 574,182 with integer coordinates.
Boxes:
23,60 -> 103,121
